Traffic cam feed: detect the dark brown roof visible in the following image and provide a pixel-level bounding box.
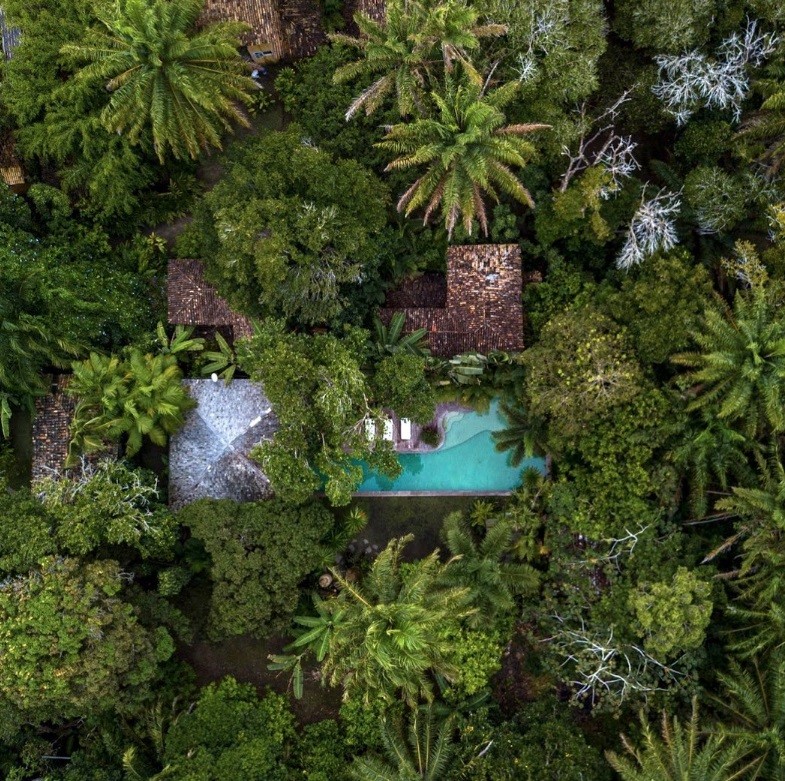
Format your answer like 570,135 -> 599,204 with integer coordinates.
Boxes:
351,0 -> 385,25
31,376 -> 74,482
0,133 -> 24,190
384,272 -> 447,309
379,244 -> 525,358
168,259 -> 253,339
30,377 -> 119,481
199,0 -> 325,59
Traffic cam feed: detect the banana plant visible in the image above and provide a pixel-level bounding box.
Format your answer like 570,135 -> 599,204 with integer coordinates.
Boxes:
156,322 -> 204,358
200,332 -> 238,384
372,311 -> 430,357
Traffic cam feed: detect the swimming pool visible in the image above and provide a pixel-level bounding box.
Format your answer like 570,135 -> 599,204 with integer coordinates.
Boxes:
356,399 -> 546,494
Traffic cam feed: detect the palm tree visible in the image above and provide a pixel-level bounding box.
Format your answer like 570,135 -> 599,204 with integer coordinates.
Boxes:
439,511 -> 539,626
62,0 -> 255,162
371,312 -> 431,358
606,699 -> 744,781
673,289 -> 785,438
350,706 -> 457,780
711,652 -> 785,779
66,348 -> 195,462
378,77 -> 550,236
277,535 -> 475,706
492,395 -> 547,468
0,307 -> 82,437
670,411 -> 755,518
737,62 -> 785,173
331,0 -> 504,119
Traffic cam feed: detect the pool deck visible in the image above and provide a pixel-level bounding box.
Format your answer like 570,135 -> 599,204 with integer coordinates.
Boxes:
388,401 -> 471,453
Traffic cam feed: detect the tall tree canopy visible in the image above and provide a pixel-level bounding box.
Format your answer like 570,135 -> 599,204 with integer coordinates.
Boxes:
378,78 -> 549,236
62,0 -> 254,162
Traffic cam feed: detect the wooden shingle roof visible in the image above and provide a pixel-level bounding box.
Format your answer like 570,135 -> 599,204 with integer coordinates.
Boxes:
199,0 -> 325,60
0,134 -> 25,191
31,377 -> 120,481
167,258 -> 253,339
379,244 -> 525,358
31,376 -> 75,482
351,0 -> 386,25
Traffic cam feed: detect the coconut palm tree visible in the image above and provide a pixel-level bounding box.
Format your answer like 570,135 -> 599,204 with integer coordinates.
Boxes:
378,77 -> 549,236
711,652 -> 785,779
350,706 -> 457,780
737,62 -> 785,173
493,395 -> 547,468
673,289 -> 785,438
670,411 -> 755,518
62,0 -> 255,162
439,511 -> 539,626
276,535 -> 475,706
606,699 -> 744,781
331,0 -> 504,120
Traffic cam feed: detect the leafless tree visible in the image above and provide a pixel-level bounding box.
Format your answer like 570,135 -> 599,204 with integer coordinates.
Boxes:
559,91 -> 639,195
617,189 -> 682,270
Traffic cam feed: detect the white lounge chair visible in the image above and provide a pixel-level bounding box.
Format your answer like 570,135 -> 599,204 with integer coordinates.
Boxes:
400,418 -> 412,441
383,418 -> 394,441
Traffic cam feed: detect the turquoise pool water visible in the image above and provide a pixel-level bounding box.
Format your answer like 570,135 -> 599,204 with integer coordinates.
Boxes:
356,400 -> 546,493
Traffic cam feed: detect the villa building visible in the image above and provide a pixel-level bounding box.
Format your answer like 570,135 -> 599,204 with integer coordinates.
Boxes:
379,243 -> 526,358
198,0 -> 325,61
167,258 -> 254,341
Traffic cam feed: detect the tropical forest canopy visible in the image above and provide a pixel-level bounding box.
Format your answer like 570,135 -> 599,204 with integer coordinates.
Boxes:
2,0 -> 785,778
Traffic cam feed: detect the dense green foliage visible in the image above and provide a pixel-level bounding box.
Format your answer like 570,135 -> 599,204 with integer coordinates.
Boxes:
6,0 -> 785,776
178,498 -> 333,640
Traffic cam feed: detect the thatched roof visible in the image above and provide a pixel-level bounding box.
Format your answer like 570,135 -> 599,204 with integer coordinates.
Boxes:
168,380 -> 278,508
0,8 -> 20,60
379,244 -> 525,358
167,259 -> 253,339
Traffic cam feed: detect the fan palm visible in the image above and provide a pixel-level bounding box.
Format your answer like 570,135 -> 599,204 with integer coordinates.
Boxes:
673,289 -> 785,437
711,652 -> 785,779
350,706 -> 457,780
378,77 -> 550,236
440,511 -> 539,626
332,0 -> 504,119
62,0 -> 255,162
606,699 -> 745,781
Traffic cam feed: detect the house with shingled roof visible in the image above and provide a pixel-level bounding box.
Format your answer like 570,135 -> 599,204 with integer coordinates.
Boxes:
30,376 -> 118,481
198,0 -> 325,61
378,244 -> 525,358
168,258 -> 254,340
0,133 -> 25,193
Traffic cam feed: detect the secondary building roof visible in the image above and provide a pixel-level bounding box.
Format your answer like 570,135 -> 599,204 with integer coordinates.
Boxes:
0,133 -> 25,192
198,0 -> 324,60
168,379 -> 278,508
167,258 -> 254,340
0,8 -> 20,60
379,243 -> 525,358
31,376 -> 118,481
